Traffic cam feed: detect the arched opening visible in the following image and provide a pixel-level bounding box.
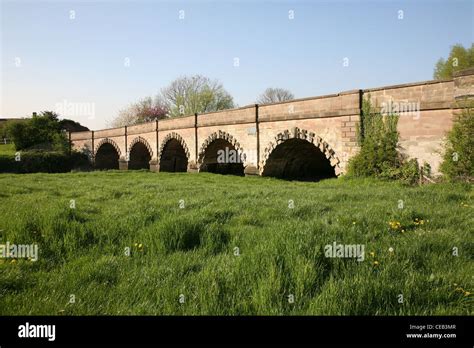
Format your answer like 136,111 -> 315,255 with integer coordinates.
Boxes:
200,139 -> 244,176
129,142 -> 151,170
95,143 -> 119,170
160,139 -> 188,172
262,138 -> 336,181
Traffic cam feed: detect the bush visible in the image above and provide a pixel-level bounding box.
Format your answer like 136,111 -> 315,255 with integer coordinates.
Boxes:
0,150 -> 90,173
439,101 -> 474,182
69,151 -> 92,171
347,96 -> 400,177
6,112 -> 66,151
398,159 -> 421,185
347,96 -> 420,185
378,158 -> 420,186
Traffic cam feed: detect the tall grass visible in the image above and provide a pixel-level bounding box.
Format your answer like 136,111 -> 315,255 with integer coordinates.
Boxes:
0,171 -> 472,315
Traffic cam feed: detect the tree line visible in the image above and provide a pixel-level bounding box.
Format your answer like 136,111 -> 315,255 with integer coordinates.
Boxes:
109,75 -> 295,127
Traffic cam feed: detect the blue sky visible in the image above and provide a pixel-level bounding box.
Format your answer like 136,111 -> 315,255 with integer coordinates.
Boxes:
1,0 -> 473,129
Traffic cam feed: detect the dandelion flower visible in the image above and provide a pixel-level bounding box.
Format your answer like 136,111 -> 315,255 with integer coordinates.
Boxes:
388,247 -> 394,253
373,261 -> 379,266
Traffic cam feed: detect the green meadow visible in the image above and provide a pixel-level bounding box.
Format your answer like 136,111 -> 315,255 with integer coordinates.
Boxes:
0,170 -> 472,315
0,143 -> 15,156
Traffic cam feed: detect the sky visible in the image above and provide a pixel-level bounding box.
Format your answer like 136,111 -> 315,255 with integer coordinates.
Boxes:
1,0 -> 473,130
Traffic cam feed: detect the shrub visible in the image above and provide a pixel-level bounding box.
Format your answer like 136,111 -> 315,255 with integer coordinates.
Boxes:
439,101 -> 474,182
0,150 -> 90,173
398,159 -> 421,185
69,151 -> 92,171
347,96 -> 421,185
347,96 -> 400,177
6,112 -> 67,151
378,158 -> 420,186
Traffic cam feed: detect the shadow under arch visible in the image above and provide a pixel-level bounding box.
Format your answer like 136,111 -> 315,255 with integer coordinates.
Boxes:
159,132 -> 190,172
128,136 -> 153,170
94,138 -> 121,170
261,128 -> 341,181
198,131 -> 245,176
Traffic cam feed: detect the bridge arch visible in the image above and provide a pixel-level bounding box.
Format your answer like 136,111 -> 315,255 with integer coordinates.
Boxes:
198,131 -> 246,176
261,127 -> 342,180
159,132 -> 190,172
128,136 -> 153,170
94,138 -> 121,170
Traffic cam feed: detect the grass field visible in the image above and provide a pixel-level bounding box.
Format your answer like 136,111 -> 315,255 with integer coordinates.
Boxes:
0,143 -> 15,155
0,171 -> 472,315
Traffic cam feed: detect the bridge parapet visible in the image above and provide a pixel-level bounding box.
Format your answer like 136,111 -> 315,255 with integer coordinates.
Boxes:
197,105 -> 255,127
127,122 -> 156,135
158,115 -> 194,131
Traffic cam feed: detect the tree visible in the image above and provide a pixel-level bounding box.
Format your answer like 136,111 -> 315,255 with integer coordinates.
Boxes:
6,111 -> 68,152
160,75 -> 234,117
0,119 -> 26,139
433,43 -> 474,80
110,75 -> 234,126
59,119 -> 89,132
111,96 -> 168,128
257,88 -> 294,104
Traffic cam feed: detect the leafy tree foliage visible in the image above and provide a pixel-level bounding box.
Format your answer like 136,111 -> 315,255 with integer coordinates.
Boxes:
434,43 -> 474,80
6,111 -> 68,152
110,75 -> 234,126
161,75 -> 234,117
111,96 -> 168,128
59,119 -> 90,132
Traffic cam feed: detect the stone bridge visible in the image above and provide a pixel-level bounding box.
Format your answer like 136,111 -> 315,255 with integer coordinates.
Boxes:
71,69 -> 474,180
